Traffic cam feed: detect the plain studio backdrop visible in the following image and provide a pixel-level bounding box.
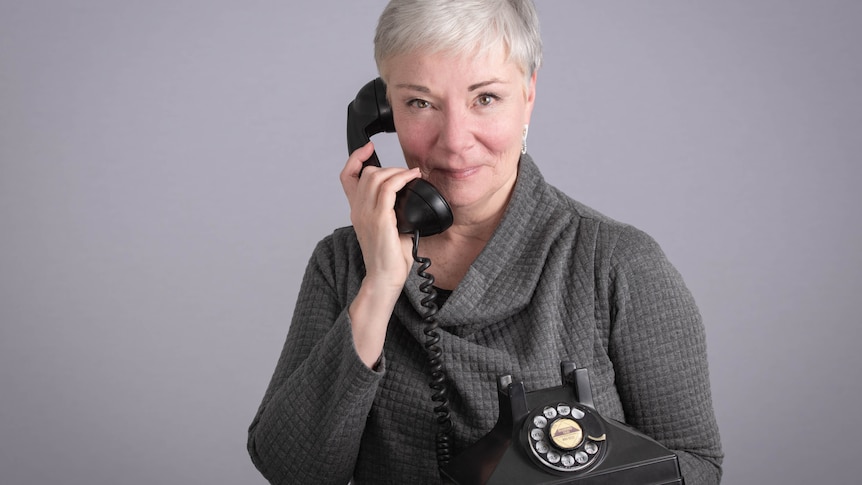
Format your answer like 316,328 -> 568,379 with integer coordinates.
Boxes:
1,1 -> 860,484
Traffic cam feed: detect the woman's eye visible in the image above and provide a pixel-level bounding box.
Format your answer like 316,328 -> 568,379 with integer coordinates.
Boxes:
409,99 -> 431,109
477,94 -> 498,106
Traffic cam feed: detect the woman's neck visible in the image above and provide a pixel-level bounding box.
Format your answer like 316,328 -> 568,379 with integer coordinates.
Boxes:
418,185 -> 513,290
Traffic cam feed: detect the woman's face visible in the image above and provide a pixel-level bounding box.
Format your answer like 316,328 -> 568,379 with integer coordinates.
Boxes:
382,47 -> 536,216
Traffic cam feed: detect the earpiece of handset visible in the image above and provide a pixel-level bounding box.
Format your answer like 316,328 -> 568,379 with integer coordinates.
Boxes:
346,78 -> 393,173
347,78 -> 453,237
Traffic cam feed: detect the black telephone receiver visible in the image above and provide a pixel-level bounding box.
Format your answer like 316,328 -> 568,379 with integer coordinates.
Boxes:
347,78 -> 454,237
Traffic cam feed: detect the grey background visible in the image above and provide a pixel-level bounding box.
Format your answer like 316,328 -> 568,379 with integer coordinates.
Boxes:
1,1 -> 860,484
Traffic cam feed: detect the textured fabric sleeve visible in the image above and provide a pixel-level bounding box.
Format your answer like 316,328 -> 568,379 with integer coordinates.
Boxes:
247,237 -> 382,484
605,225 -> 723,484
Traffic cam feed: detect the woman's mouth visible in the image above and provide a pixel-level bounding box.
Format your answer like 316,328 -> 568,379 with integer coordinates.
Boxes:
432,166 -> 480,181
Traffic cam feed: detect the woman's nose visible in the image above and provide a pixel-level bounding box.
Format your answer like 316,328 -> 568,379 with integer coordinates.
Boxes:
437,109 -> 472,154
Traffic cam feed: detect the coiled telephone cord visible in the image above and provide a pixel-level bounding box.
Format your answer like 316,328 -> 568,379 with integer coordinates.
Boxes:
412,230 -> 454,467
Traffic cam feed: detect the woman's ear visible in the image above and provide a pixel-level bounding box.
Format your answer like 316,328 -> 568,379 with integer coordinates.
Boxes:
523,70 -> 538,125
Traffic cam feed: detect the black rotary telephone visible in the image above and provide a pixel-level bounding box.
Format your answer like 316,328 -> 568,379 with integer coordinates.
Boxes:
439,362 -> 684,485
347,80 -> 683,484
346,77 -> 453,237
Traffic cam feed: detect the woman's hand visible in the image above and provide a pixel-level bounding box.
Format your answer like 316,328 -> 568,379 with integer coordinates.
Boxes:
340,141 -> 420,288
339,142 -> 421,368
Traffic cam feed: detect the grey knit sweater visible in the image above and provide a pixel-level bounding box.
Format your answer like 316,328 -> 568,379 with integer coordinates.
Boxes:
248,155 -> 723,484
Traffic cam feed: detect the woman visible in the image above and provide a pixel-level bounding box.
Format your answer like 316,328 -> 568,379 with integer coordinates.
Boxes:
248,1 -> 723,483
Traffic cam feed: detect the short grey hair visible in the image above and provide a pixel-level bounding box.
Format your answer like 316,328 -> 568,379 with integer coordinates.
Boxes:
374,0 -> 543,83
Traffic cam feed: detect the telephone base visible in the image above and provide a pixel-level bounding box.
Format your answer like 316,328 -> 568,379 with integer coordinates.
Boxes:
440,362 -> 684,485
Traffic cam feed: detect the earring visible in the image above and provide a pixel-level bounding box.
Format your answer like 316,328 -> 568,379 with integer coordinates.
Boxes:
521,124 -> 529,154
